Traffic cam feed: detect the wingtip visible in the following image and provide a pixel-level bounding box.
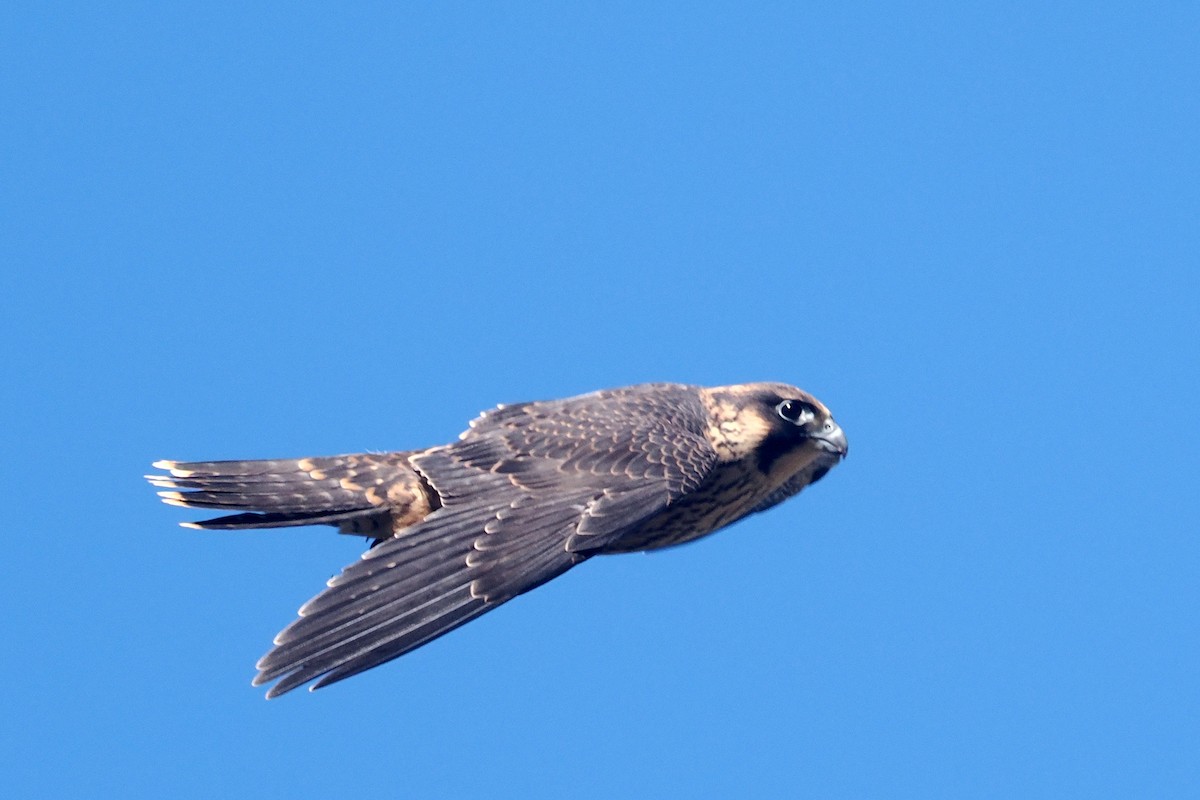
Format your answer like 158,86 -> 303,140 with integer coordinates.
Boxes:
179,521 -> 203,529
252,673 -> 284,700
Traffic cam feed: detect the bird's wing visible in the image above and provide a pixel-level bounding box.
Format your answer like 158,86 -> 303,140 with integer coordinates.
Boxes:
255,384 -> 718,696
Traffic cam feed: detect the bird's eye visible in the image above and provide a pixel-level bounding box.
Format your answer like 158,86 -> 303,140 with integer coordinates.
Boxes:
776,399 -> 817,426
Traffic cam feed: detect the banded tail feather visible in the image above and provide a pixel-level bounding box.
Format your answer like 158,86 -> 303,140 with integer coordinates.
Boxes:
146,453 -> 435,538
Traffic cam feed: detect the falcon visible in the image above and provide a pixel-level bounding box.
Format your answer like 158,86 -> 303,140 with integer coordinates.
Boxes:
148,382 -> 847,697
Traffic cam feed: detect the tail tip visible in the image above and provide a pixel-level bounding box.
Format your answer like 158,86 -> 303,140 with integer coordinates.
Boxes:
151,460 -> 196,477
157,491 -> 189,508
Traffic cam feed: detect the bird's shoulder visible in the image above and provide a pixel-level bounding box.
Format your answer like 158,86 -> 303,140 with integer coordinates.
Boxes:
462,382 -> 702,437
425,383 -> 717,496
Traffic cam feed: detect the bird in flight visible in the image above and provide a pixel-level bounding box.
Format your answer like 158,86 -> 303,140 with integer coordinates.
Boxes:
147,382 -> 847,697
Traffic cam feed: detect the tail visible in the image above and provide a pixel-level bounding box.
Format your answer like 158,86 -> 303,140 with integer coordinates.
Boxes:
146,452 -> 433,537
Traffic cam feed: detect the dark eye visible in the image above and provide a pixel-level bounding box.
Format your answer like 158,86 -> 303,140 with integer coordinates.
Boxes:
776,399 -> 817,426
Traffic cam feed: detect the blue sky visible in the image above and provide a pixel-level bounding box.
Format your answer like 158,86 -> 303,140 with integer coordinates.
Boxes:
3,3 -> 1197,797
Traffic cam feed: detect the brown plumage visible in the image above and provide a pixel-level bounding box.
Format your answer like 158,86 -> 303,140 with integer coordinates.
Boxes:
147,382 -> 847,697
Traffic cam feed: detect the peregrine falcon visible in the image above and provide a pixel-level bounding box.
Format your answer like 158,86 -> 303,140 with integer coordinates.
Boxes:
148,382 -> 847,697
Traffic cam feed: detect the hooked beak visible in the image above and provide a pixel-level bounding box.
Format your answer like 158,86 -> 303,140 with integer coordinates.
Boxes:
809,420 -> 848,458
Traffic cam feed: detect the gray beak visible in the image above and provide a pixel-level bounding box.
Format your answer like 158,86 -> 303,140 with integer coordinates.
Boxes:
811,421 -> 848,458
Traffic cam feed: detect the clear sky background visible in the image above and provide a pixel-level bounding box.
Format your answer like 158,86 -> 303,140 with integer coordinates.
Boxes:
3,3 -> 1197,798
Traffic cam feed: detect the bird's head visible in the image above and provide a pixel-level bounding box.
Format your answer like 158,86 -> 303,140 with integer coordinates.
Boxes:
700,382 -> 847,484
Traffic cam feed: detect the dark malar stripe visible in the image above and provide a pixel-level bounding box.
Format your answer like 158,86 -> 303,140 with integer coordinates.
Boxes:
754,429 -> 796,475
